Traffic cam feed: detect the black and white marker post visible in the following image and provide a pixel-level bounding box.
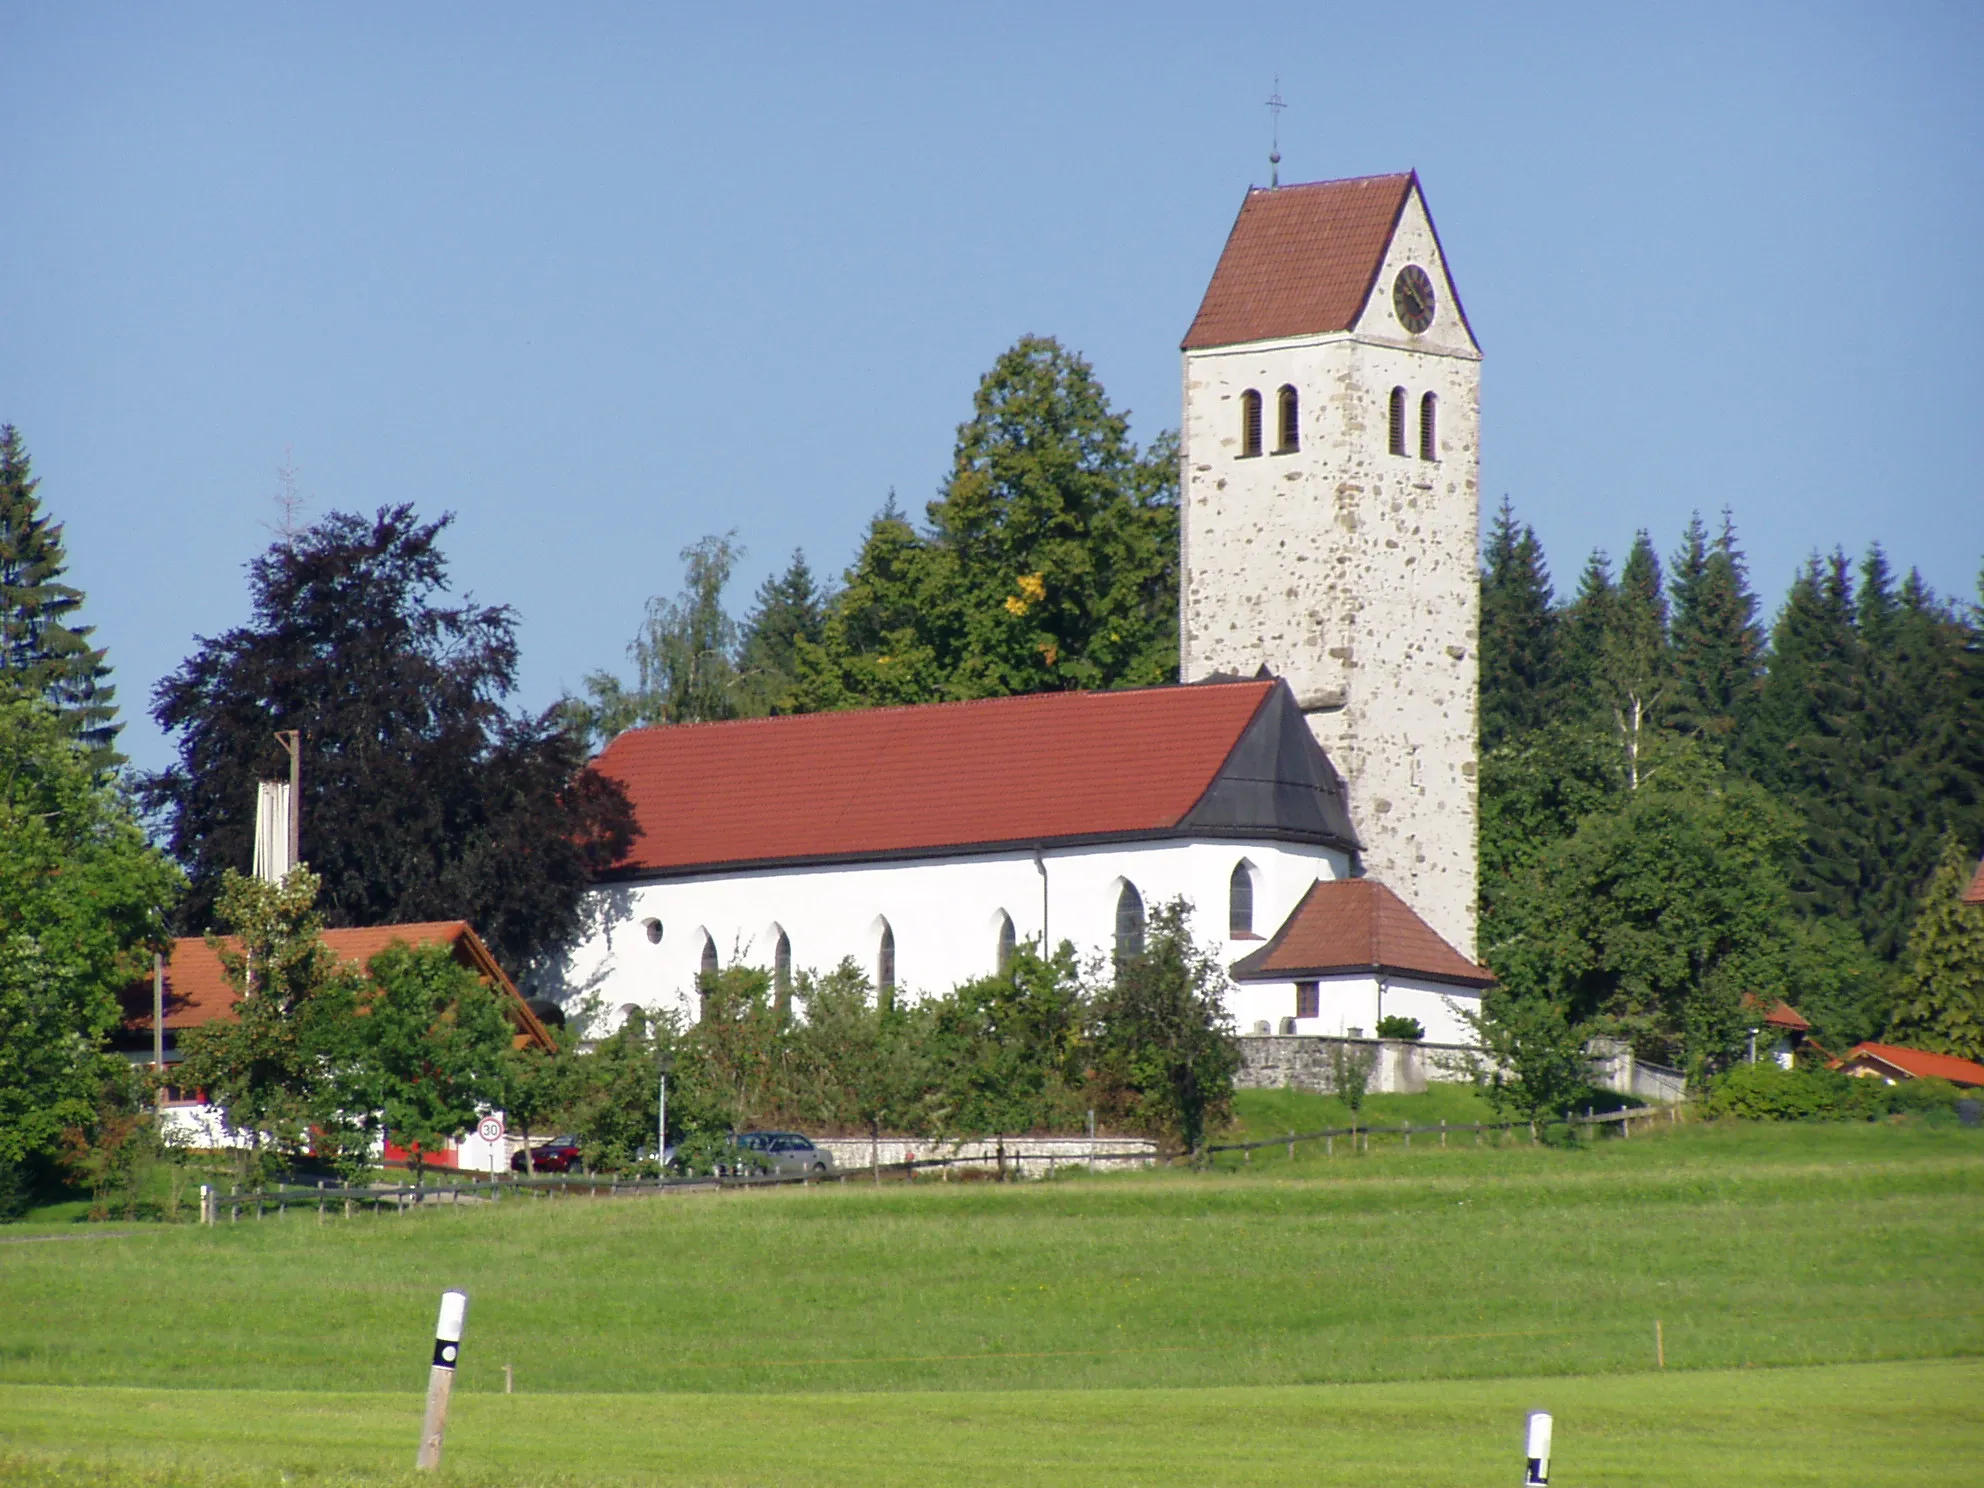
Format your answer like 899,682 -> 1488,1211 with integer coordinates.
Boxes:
415,1289 -> 469,1470
1523,1409 -> 1552,1486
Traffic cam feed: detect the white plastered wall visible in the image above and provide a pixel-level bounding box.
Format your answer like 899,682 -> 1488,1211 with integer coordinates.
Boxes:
1179,182 -> 1480,956
1229,972 -> 1478,1046
550,838 -> 1349,1029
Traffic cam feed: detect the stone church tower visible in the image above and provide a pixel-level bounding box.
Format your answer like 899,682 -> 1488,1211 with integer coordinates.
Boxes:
1179,172 -> 1480,956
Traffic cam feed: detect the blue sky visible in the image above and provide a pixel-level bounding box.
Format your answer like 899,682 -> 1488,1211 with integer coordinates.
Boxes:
3,3 -> 1979,773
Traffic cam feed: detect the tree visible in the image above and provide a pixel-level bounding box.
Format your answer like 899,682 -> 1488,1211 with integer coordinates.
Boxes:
1599,531 -> 1673,788
174,869 -> 363,1181
144,506 -> 636,972
738,549 -> 828,716
1479,498 -> 1560,749
1462,991 -> 1591,1124
796,337 -> 1178,707
576,533 -> 748,744
344,943 -> 515,1184
0,427 -> 120,765
1088,898 -> 1240,1153
1670,510 -> 1765,745
925,943 -> 1086,1138
0,698 -> 179,1194
1889,836 -> 1984,1060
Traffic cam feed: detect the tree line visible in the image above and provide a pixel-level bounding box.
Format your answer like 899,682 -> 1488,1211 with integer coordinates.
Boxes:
1477,500 -> 1984,1077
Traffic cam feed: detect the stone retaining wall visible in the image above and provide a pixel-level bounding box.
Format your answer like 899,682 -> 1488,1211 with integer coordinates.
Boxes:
1236,1036 -> 1477,1096
813,1135 -> 1157,1180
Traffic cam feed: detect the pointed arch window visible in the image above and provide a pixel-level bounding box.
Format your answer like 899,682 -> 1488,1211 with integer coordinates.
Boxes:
700,934 -> 718,980
1388,387 -> 1407,456
1229,862 -> 1255,938
996,911 -> 1017,974
877,920 -> 896,1006
1239,390 -> 1263,457
1114,882 -> 1145,966
1419,392 -> 1438,461
773,929 -> 792,1015
1275,385 -> 1299,453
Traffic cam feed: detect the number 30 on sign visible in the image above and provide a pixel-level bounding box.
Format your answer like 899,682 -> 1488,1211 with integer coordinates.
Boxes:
477,1116 -> 504,1144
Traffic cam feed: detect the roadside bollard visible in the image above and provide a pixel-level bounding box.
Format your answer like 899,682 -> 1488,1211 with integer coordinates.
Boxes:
415,1289 -> 469,1470
1524,1409 -> 1552,1485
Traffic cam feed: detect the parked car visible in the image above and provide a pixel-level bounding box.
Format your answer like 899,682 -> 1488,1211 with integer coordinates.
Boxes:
512,1136 -> 583,1173
733,1131 -> 836,1176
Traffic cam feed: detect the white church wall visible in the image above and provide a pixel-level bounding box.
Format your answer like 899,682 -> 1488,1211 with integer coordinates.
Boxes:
1232,972 -> 1477,1047
557,837 -> 1349,1028
1179,183 -> 1480,958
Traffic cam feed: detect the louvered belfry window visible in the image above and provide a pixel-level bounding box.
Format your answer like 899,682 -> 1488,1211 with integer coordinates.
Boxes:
1420,391 -> 1438,461
1276,385 -> 1299,453
1240,390 -> 1263,457
1388,387 -> 1407,455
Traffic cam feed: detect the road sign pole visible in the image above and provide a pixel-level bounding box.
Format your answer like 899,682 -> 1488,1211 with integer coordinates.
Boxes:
415,1290 -> 469,1470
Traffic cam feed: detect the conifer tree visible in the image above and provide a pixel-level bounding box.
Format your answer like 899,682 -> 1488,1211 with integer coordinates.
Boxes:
0,428 -> 120,766
1557,549 -> 1614,708
1670,510 -> 1765,745
1889,835 -> 1984,1060
738,550 -> 827,715
1597,531 -> 1671,787
1478,498 -> 1559,749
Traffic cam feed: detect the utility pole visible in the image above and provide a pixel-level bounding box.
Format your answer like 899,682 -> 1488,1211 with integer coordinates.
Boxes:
275,730 -> 302,869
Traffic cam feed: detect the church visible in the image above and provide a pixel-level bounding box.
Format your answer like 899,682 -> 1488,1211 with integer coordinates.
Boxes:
554,171 -> 1490,1042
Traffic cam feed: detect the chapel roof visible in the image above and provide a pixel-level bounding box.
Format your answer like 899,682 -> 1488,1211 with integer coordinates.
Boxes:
1836,1042 -> 1984,1088
1182,172 -> 1416,350
1229,877 -> 1493,989
589,679 -> 1357,878
118,921 -> 553,1049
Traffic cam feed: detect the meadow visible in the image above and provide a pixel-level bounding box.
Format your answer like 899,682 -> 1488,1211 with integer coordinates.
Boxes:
1,1099 -> 1979,1485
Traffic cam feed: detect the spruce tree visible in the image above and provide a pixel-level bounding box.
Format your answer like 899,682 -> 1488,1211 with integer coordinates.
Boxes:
1890,835 -> 1984,1060
1596,531 -> 1671,787
0,427 -> 120,766
1478,498 -> 1559,749
1670,510 -> 1765,746
738,550 -> 827,715
1558,548 -> 1614,709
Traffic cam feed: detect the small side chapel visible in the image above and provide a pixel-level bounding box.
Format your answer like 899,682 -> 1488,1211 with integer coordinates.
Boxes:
552,172 -> 1490,1041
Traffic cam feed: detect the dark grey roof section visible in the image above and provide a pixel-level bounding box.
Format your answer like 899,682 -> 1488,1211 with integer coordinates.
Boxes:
1179,680 -> 1359,852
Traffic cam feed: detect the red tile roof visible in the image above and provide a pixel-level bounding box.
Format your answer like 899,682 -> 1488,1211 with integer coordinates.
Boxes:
589,681 -> 1293,877
1182,174 -> 1415,350
1964,858 -> 1984,904
1838,1042 -> 1984,1087
1229,878 -> 1493,988
1742,994 -> 1811,1032
120,921 -> 552,1048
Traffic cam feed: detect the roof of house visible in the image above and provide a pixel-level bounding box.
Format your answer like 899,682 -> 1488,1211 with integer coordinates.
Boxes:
1229,877 -> 1493,989
1742,994 -> 1811,1032
1965,858 -> 1984,904
1182,173 -> 1415,351
588,679 -> 1358,879
119,921 -> 553,1049
1838,1042 -> 1984,1087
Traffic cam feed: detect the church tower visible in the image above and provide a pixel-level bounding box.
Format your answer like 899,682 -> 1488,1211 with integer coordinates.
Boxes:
1179,172 -> 1480,956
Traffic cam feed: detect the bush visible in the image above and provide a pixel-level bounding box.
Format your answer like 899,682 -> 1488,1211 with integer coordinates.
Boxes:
1375,1015 -> 1424,1041
1705,1062 -> 1843,1121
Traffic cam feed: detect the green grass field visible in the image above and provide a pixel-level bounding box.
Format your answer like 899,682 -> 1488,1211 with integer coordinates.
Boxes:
2,1100 -> 1979,1484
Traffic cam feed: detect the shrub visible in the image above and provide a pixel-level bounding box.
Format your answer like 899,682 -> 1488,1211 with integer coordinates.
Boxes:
1705,1062 -> 1845,1121
1375,1015 -> 1424,1041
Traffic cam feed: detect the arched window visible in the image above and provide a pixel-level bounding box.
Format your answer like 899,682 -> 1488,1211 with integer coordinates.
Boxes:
1388,387 -> 1407,456
1276,385 -> 1299,453
642,917 -> 663,944
1419,391 -> 1438,461
1114,882 -> 1145,966
1229,862 -> 1255,938
877,920 -> 896,1004
996,911 -> 1017,974
1239,390 -> 1263,457
773,929 -> 792,1014
699,934 -> 718,980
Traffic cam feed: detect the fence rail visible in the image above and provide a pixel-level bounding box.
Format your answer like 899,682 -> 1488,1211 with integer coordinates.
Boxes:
196,1104 -> 1688,1221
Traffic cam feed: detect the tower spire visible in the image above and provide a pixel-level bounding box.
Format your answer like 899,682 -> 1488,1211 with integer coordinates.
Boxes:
1266,77 -> 1285,187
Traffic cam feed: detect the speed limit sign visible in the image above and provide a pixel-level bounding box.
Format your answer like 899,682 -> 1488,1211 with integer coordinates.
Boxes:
477,1115 -> 505,1144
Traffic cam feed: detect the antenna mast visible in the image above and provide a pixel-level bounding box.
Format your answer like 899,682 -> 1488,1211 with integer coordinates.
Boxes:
1266,77 -> 1285,187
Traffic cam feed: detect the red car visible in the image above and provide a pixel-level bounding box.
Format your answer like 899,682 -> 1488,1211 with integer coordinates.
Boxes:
512,1136 -> 583,1173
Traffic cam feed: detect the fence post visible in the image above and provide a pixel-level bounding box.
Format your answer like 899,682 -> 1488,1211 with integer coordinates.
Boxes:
1325,1134 -> 1333,1159
1440,1119 -> 1447,1148
1524,1410 -> 1552,1485
415,1289 -> 468,1470
1529,1121 -> 1537,1145
1404,1120 -> 1411,1150
199,1184 -> 213,1225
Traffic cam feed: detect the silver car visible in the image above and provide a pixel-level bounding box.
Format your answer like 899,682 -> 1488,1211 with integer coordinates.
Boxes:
735,1131 -> 835,1175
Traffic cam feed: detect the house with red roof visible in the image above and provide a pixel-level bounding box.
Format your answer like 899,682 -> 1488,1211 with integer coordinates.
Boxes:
118,921 -> 554,1168
1964,859 -> 1984,905
1835,1042 -> 1984,1088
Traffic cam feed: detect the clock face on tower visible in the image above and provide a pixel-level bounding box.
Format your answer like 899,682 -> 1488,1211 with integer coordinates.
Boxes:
1393,265 -> 1436,334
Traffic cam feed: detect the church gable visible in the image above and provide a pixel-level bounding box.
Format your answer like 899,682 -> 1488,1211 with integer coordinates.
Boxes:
1349,177 -> 1479,358
1178,681 -> 1358,850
